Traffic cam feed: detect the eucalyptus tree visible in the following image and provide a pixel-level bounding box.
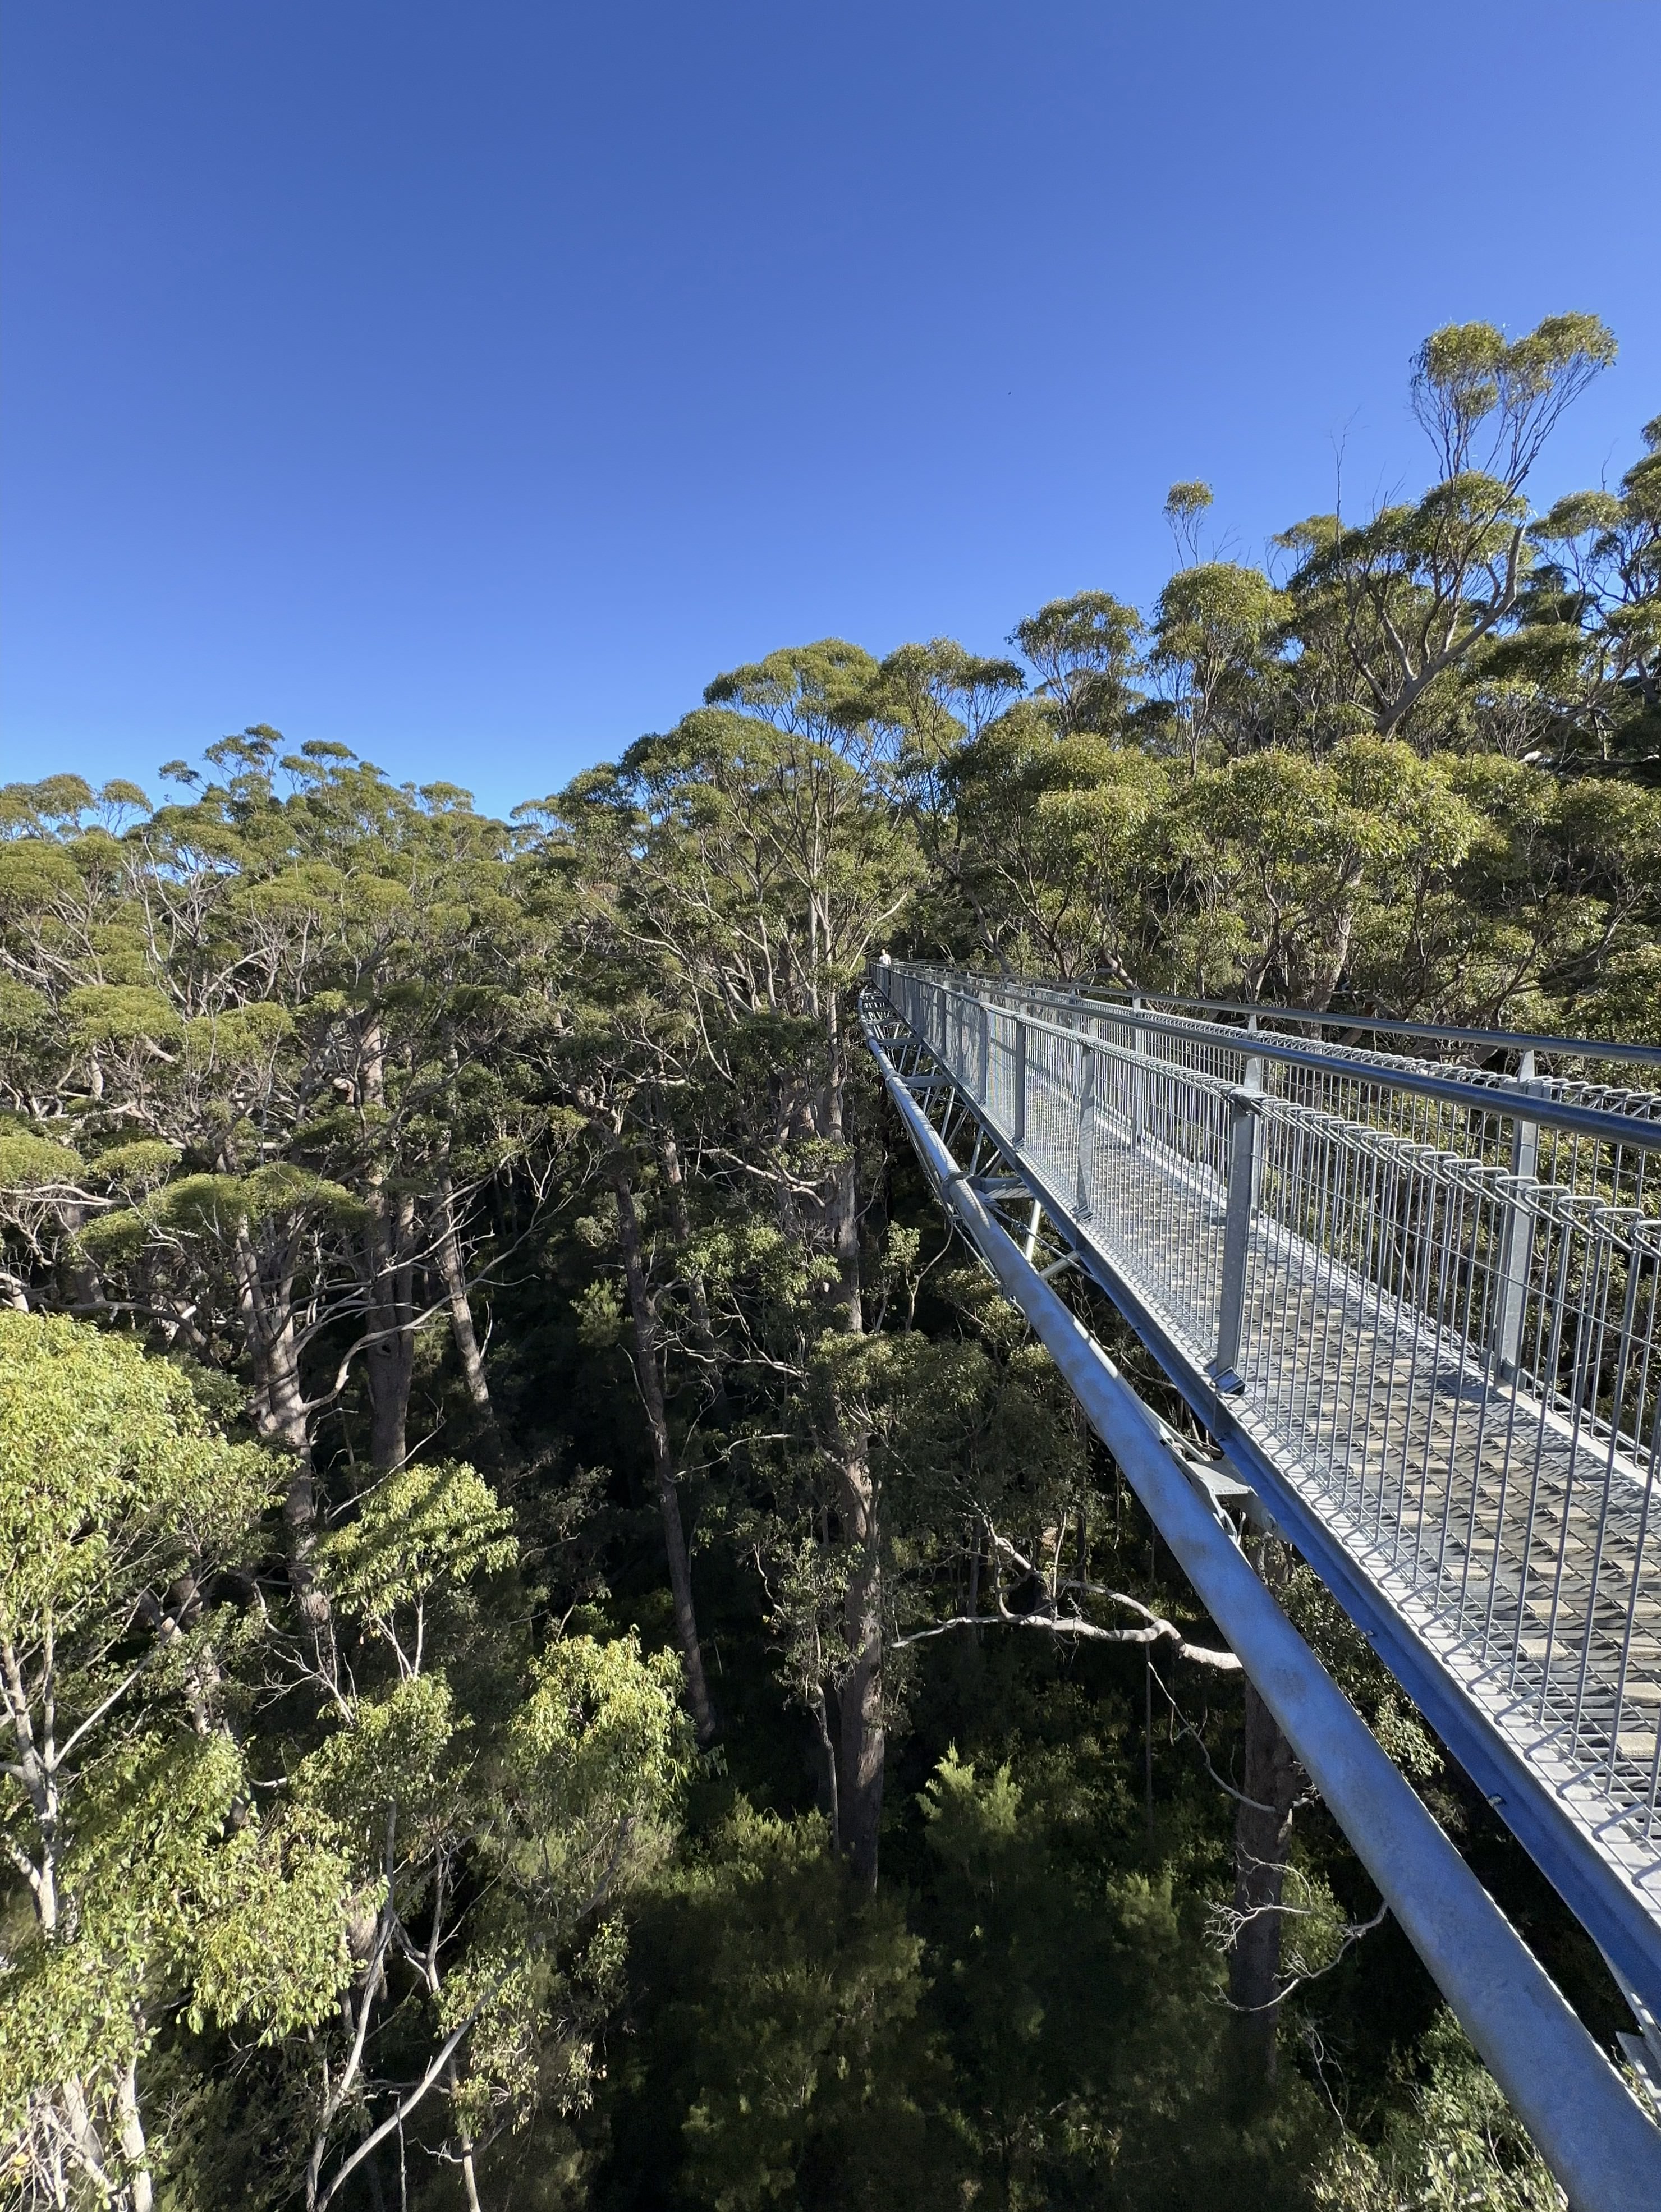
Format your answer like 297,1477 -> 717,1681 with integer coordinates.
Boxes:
1140,561 -> 1284,773
550,642 -> 921,1882
0,737 -> 559,1606
1440,749 -> 1661,1024
0,1311 -> 690,2212
942,703 -> 1168,981
199,737 -> 545,1477
1163,478 -> 1214,568
511,875 -> 724,1747
282,1466 -> 687,2212
1008,590 -> 1143,737
0,751 -> 353,1607
1284,315 -> 1617,744
0,1314 -> 321,2211
1499,412 -> 1661,769
868,638 -> 1026,963
1155,737 -> 1486,1010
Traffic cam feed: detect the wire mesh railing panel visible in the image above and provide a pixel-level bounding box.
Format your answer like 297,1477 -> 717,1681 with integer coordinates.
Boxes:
875,961 -> 1661,1860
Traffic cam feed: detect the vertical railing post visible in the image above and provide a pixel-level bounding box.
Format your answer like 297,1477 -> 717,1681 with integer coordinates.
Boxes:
1013,1019 -> 1028,1149
1245,1010 -> 1264,1206
977,1001 -> 990,1106
1075,1041 -> 1098,1221
1131,995 -> 1148,1146
1494,1051 -> 1541,1383
1214,1084 -> 1260,1393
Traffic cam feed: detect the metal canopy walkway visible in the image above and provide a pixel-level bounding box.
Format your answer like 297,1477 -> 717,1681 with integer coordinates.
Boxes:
863,960 -> 1661,2207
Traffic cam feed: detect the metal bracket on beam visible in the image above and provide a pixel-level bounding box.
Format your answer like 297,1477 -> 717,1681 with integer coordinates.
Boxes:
1179,1453 -> 1255,1517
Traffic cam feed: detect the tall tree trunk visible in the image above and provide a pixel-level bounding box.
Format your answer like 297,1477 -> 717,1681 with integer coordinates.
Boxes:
114,2052 -> 153,2212
443,2054 -> 483,2212
435,1174 -> 494,1421
60,2078 -> 105,2194
232,1228 -> 327,1631
1305,884 -> 1359,1012
1227,1540 -> 1302,2098
612,1165 -> 717,1746
357,1022 -> 417,1473
656,1125 -> 727,1418
836,1431 -> 884,1889
435,1029 -> 504,1460
822,1024 -> 884,1888
54,1196 -> 100,1315
361,1224 -> 417,1473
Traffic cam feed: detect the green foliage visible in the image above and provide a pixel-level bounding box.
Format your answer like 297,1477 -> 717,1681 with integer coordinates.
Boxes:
64,983 -> 183,1046
575,1277 -> 627,1348
317,1458 -> 517,1653
1010,590 -> 1144,736
1313,2015 -> 1562,2211
0,1310 -> 274,1636
0,1319 -> 308,2204
293,1670 -> 464,1844
0,1131 -> 84,1190
0,838 -> 82,910
507,1632 -> 691,1888
621,1803 -> 942,2212
90,1137 -> 180,1192
1411,315 -> 1616,486
187,1819 -> 362,2040
912,1744 -> 1330,2210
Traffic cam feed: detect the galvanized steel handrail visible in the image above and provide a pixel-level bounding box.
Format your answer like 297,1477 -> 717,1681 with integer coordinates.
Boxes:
990,975 -> 1661,1130
911,962 -> 1661,1150
1083,980 -> 1661,1072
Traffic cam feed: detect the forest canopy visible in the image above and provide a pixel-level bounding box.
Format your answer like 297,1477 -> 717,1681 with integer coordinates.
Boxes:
1,315 -> 1656,2210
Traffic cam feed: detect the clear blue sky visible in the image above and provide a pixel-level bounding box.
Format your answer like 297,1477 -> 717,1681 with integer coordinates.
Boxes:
4,1 -> 1658,819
